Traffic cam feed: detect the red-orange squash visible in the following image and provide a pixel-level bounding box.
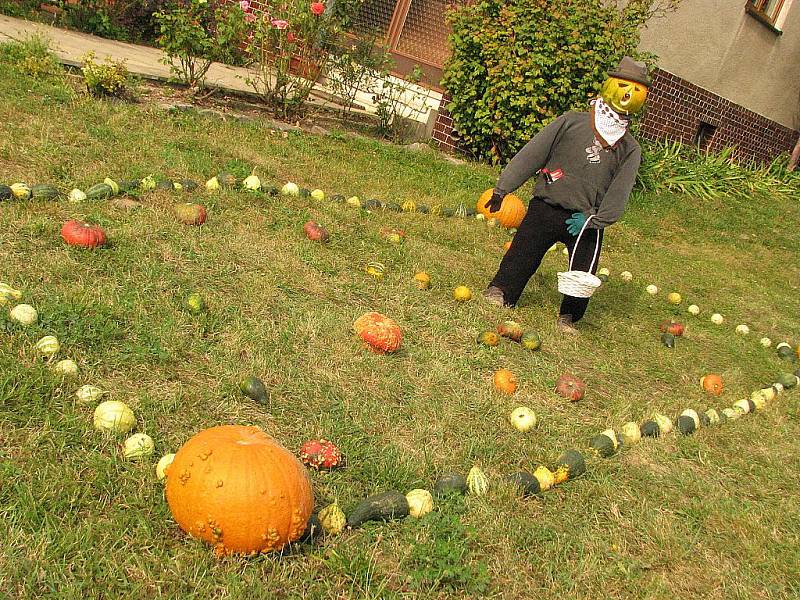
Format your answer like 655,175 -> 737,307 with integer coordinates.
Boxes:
165,425 -> 314,556
493,368 -> 518,395
60,220 -> 107,248
353,312 -> 402,353
476,189 -> 526,229
700,374 -> 723,396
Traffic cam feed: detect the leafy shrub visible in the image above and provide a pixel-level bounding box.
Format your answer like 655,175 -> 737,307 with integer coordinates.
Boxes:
244,0 -> 339,119
81,52 -> 134,99
0,0 -> 40,18
0,35 -> 63,80
60,0 -> 168,43
636,140 -> 800,201
154,0 -> 249,90
442,0 -> 667,164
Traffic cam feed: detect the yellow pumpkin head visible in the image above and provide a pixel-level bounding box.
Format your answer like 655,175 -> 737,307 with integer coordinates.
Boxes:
600,77 -> 648,115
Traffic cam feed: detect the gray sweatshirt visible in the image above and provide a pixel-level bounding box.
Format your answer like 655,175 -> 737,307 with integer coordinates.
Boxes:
495,111 -> 641,229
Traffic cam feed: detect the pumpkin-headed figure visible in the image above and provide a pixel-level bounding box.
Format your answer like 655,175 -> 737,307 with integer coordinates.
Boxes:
600,56 -> 651,115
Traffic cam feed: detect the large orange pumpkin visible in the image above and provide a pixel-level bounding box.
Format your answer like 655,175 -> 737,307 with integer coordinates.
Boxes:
493,368 -> 518,395
477,189 -> 526,229
165,425 -> 314,556
353,312 -> 402,353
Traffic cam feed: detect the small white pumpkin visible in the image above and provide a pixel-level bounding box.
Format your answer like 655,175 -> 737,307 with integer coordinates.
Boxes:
156,453 -> 175,480
281,181 -> 300,196
646,284 -> 658,295
735,324 -> 750,335
722,407 -> 740,420
687,304 -> 701,315
509,406 -> 537,432
406,489 -> 434,518
35,335 -> 60,357
93,400 -> 136,434
710,313 -> 724,325
759,337 -> 772,347
205,176 -> 220,191
140,175 -> 157,191
9,304 -> 38,326
620,271 -> 633,281
243,174 -> 261,191
68,188 -> 87,202
75,385 -> 104,404
122,433 -> 154,459
53,359 -> 79,376
733,399 -> 752,415
310,188 -> 325,201
704,408 -> 720,426
619,421 -> 641,445
653,414 -> 673,435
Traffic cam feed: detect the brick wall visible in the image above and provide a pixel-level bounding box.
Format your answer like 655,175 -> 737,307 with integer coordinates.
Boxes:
639,68 -> 798,164
431,69 -> 799,164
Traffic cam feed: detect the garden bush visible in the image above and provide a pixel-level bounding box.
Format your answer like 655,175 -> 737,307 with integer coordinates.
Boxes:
442,0 -> 673,164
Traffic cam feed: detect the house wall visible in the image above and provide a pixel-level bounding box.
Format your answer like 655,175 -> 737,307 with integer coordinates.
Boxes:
638,0 -> 800,129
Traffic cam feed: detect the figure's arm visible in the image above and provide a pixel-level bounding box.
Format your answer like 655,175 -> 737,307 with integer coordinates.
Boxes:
494,114 -> 569,194
588,145 -> 642,229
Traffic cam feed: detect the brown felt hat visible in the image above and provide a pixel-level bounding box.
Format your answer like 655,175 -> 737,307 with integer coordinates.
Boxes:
608,56 -> 651,87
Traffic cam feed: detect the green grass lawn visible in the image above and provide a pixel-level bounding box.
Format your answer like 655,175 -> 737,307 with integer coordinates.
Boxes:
1,48 -> 800,599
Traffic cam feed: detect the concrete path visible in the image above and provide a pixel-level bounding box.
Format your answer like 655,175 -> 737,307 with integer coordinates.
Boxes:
0,13 -> 341,108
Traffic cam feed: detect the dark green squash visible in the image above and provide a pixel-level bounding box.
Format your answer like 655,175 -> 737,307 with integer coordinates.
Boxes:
433,473 -> 468,496
157,179 -> 174,191
385,201 -> 401,212
31,184 -> 61,200
264,186 -> 279,196
506,471 -> 541,497
554,449 -> 586,481
640,420 -> 660,438
347,491 -> 409,528
300,187 -> 312,198
465,208 -> 476,217
441,208 -> 455,217
0,185 -> 11,201
298,512 -> 323,543
777,372 -> 797,389
660,332 -> 675,348
589,432 -> 617,458
118,179 -> 140,192
239,375 -> 269,405
363,199 -> 381,210
180,179 -> 198,191
699,412 -> 711,427
677,415 -> 696,436
329,194 -> 345,203
86,183 -> 114,200
417,204 -> 429,214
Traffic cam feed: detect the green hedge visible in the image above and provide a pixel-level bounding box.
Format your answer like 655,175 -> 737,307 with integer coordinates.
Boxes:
442,0 -> 654,164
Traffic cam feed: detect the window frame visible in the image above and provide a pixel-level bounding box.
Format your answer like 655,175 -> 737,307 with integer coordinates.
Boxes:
746,0 -> 786,32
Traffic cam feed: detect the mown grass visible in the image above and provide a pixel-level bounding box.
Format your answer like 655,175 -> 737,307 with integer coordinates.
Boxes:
1,44 -> 800,599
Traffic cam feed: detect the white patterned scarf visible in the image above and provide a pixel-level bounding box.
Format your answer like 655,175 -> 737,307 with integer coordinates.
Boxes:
591,97 -> 629,148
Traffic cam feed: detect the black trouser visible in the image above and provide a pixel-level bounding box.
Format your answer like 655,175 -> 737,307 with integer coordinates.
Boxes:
489,198 -> 603,321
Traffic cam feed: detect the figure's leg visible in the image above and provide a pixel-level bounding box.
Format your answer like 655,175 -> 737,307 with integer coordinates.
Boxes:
559,227 -> 604,322
488,200 -> 566,307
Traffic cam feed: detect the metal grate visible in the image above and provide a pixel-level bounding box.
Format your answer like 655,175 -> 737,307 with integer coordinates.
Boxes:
352,0 -> 397,40
394,0 -> 452,67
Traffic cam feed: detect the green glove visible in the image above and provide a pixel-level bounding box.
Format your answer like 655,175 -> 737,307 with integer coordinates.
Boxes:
566,212 -> 587,236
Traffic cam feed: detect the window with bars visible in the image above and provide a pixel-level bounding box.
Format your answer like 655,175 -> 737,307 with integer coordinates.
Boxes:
746,0 -> 787,27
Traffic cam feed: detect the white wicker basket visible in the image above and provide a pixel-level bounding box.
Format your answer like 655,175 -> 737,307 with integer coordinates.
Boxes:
557,215 -> 602,298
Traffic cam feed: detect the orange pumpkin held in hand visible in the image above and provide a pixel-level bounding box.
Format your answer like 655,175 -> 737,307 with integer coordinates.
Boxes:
353,312 -> 402,353
476,189 -> 526,229
165,425 -> 314,556
493,368 -> 518,395
700,374 -> 723,396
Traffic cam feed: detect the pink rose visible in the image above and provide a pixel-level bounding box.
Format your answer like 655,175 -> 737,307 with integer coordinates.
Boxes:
310,2 -> 325,16
239,0 -> 250,11
271,19 -> 289,29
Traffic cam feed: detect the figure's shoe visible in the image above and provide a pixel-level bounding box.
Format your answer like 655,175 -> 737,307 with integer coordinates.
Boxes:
557,314 -> 579,335
483,286 -> 506,307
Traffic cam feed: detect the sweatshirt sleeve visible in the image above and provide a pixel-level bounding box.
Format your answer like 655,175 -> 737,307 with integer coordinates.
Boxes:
495,114 -> 569,194
589,144 -> 641,229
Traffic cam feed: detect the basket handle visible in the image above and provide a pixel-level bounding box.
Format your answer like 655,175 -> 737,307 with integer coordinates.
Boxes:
568,215 -> 600,274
